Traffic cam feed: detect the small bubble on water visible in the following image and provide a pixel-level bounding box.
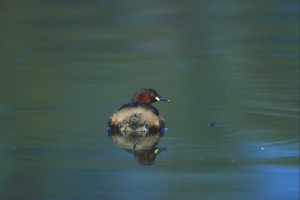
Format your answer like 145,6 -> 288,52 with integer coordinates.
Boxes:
261,147 -> 264,151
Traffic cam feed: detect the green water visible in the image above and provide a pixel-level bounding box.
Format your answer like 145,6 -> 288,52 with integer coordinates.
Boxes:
0,1 -> 299,200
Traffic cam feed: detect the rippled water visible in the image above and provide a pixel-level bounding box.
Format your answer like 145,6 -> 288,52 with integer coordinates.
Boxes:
0,1 -> 299,200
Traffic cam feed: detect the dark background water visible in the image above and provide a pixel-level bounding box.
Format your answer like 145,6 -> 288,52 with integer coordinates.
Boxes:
0,1 -> 299,200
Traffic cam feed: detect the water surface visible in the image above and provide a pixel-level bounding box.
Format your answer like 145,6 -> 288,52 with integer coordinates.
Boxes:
0,1 -> 299,200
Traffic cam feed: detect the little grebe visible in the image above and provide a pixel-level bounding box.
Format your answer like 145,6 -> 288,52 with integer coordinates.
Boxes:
108,88 -> 169,133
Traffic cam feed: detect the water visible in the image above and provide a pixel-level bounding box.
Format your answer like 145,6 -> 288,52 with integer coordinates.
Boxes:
0,1 -> 299,200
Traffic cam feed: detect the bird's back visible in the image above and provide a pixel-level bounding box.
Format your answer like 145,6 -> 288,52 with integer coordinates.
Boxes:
108,105 -> 164,132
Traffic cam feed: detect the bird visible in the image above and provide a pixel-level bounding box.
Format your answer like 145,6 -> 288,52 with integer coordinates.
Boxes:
108,88 -> 169,133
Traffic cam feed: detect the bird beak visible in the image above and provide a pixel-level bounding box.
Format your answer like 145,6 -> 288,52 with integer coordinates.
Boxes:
155,96 -> 170,102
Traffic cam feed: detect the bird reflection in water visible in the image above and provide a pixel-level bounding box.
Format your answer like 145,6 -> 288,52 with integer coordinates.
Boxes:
108,129 -> 166,165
